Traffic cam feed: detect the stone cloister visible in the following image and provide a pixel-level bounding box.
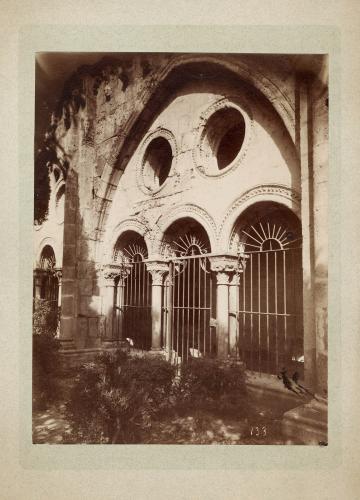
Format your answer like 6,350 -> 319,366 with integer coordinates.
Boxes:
34,53 -> 328,440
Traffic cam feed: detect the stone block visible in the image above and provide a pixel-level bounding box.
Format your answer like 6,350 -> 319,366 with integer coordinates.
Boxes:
64,206 -> 77,224
78,317 -> 88,337
61,295 -> 75,316
89,317 -> 99,338
62,266 -> 76,280
79,295 -> 101,316
60,317 -> 74,340
79,278 -> 93,296
63,223 -> 76,244
78,261 -> 95,278
61,279 -> 75,296
63,245 -> 77,266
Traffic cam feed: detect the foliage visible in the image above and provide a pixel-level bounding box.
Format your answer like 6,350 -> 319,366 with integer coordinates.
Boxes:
33,298 -> 59,336
65,351 -> 176,444
176,358 -> 247,411
33,333 -> 61,409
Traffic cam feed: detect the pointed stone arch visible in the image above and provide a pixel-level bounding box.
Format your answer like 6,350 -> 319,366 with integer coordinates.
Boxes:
94,55 -> 296,247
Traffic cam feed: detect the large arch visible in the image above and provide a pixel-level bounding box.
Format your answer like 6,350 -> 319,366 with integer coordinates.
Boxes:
94,55 -> 297,248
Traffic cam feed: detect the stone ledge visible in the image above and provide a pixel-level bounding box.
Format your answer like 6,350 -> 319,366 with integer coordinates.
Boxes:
282,399 -> 328,445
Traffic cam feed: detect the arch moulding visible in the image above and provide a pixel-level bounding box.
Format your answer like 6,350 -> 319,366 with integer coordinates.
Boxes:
154,204 -> 218,255
103,217 -> 153,265
35,237 -> 62,268
217,184 -> 301,253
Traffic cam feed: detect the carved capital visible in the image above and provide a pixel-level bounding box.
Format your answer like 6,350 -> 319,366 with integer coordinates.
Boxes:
146,261 -> 169,286
209,255 -> 238,274
209,255 -> 241,286
101,263 -> 131,285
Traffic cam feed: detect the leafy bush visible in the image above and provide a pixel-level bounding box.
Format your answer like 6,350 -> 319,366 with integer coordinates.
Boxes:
176,358 -> 247,411
33,333 -> 61,409
33,298 -> 59,336
65,350 -> 176,444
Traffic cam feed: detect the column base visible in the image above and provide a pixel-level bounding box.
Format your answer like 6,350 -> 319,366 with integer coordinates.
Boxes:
282,397 -> 328,445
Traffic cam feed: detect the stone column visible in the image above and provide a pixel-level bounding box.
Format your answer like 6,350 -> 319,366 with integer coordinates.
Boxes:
54,268 -> 62,307
100,264 -> 125,345
164,274 -> 173,360
146,261 -> 169,351
209,256 -> 238,358
228,273 -> 240,357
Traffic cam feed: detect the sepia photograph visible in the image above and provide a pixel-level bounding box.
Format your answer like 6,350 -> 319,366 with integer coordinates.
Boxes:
33,51 -> 328,446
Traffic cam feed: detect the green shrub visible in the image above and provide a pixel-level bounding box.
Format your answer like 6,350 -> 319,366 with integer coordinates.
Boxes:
33,298 -> 59,336
33,333 -> 61,409
177,358 -> 247,410
65,351 -> 176,444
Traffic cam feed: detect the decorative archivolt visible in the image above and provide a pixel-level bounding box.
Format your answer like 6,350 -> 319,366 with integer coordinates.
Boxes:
154,204 -> 218,255
217,184 -> 301,252
107,217 -> 150,261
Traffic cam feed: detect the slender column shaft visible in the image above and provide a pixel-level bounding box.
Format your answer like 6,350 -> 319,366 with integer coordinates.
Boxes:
146,261 -> 169,351
216,273 -> 231,358
229,274 -> 240,357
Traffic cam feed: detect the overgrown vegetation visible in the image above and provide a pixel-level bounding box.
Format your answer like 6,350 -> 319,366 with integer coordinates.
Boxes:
33,298 -> 59,336
63,352 -> 248,444
65,351 -> 176,443
33,298 -> 62,409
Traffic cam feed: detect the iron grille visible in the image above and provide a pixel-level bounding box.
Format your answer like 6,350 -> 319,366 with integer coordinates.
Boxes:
162,254 -> 216,364
237,247 -> 303,375
114,256 -> 152,350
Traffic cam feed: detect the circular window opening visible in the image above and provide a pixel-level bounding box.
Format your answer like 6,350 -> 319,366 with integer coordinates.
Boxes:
143,137 -> 172,191
204,107 -> 245,172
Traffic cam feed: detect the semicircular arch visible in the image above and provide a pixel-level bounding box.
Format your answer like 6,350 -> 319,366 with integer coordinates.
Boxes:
218,184 -> 301,253
155,204 -> 218,255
